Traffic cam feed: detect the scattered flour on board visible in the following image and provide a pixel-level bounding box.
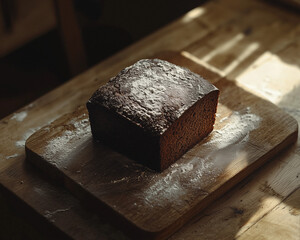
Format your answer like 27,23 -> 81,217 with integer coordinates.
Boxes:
11,111 -> 28,122
15,127 -> 41,147
16,116 -> 60,147
44,207 -> 72,222
142,107 -> 261,206
15,116 -> 60,148
110,177 -> 130,184
208,107 -> 261,149
44,117 -> 90,167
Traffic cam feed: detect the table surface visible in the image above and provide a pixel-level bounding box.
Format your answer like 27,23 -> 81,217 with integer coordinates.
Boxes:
0,0 -> 299,239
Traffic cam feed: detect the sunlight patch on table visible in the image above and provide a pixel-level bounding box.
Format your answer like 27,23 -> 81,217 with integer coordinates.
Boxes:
202,33 -> 244,62
235,196 -> 282,238
181,7 -> 206,23
235,52 -> 300,105
223,42 -> 260,74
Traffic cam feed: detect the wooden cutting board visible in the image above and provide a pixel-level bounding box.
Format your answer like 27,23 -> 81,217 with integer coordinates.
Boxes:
25,52 -> 298,240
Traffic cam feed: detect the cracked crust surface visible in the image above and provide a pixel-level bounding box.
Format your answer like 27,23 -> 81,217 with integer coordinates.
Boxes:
88,59 -> 218,135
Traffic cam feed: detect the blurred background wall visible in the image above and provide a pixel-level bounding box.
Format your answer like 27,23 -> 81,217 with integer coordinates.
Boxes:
1,0 -> 297,119
0,0 -> 204,119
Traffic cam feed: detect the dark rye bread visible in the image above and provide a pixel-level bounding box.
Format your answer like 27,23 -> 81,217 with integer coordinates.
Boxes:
87,59 -> 219,171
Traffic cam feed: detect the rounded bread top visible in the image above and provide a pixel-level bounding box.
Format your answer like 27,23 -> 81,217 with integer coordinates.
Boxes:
88,59 -> 218,135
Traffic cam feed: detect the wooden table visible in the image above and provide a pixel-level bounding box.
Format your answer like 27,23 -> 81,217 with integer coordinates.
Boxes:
0,0 -> 299,239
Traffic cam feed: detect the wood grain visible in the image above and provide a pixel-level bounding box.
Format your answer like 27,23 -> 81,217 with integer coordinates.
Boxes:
1,0 -> 300,239
238,187 -> 300,240
25,55 -> 298,239
54,0 -> 87,76
0,0 -> 56,57
170,142 -> 300,240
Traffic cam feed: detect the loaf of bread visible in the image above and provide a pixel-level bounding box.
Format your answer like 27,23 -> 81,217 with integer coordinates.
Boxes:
87,59 -> 219,171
